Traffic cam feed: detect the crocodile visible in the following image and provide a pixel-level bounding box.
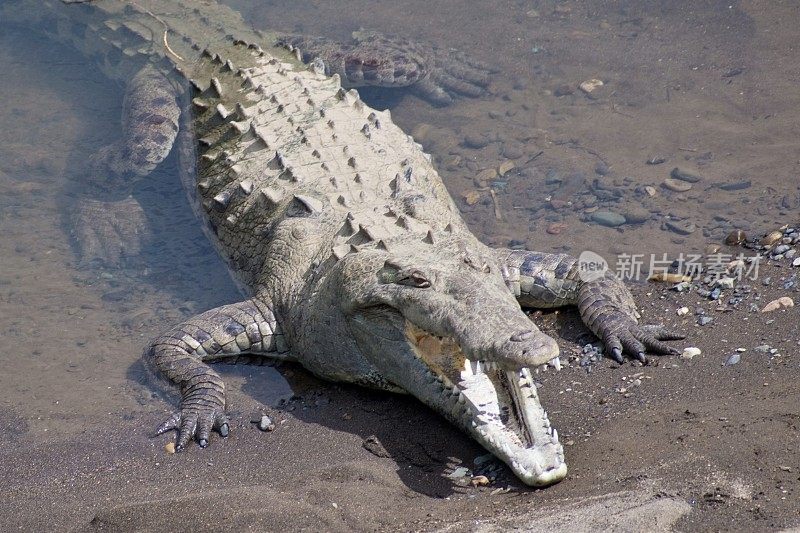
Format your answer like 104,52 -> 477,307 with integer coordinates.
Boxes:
5,0 -> 684,487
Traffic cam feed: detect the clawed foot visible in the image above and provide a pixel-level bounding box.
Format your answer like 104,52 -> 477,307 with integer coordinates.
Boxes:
600,317 -> 685,364
410,45 -> 494,106
277,30 -> 494,106
71,196 -> 148,268
155,402 -> 229,450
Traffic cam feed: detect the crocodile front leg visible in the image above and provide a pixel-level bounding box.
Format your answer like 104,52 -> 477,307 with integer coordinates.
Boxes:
145,298 -> 291,450
74,65 -> 180,267
496,249 -> 684,363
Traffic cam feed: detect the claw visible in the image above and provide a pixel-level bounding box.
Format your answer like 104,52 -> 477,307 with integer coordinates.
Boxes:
610,347 -> 624,364
198,438 -> 208,448
636,352 -> 647,364
219,423 -> 230,437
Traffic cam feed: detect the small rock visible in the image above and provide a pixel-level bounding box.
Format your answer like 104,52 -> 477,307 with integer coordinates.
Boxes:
463,190 -> 481,206
470,475 -> 491,487
164,442 -> 176,454
498,161 -> 516,176
546,222 -> 568,235
665,220 -> 696,235
591,211 -> 626,227
761,296 -> 794,313
677,306 -> 690,316
725,230 -> 747,246
553,84 -> 574,97
714,277 -> 735,289
646,156 -> 666,165
793,257 -> 800,267
362,435 -> 391,458
474,453 -> 495,466
718,179 -> 751,191
773,244 -> 790,256
681,347 -> 702,360
754,344 -> 771,353
724,353 -> 740,366
670,167 -> 703,183
502,143 -> 525,159
463,133 -> 492,149
594,162 -> 610,176
258,415 -> 275,432
644,186 -> 657,197
475,168 -> 498,185
662,178 -> 692,192
622,207 -> 650,224
579,78 -> 604,94
698,316 -> 714,326
448,467 -> 471,478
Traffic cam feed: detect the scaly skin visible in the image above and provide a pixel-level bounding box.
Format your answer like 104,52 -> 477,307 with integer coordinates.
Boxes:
7,0 -> 684,486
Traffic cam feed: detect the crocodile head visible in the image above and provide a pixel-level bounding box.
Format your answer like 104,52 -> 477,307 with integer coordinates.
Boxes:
336,237 -> 567,486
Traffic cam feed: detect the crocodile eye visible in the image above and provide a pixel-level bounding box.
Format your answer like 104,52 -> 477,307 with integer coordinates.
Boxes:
396,271 -> 431,289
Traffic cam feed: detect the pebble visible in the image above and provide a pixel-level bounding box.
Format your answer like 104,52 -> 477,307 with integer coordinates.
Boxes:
463,190 -> 481,205
773,244 -> 790,255
622,207 -> 650,224
761,231 -> 783,247
754,344 -> 771,353
591,211 -> 626,227
646,156 -> 666,165
681,347 -> 701,360
594,162 -> 610,176
698,316 -> 714,326
714,277 -> 735,289
644,186 -> 657,197
164,442 -> 176,454
502,143 -> 525,159
718,180 -> 751,191
473,168 -> 497,187
553,84 -> 574,97
448,467 -> 471,478
670,167 -> 703,183
471,475 -> 491,487
662,178 -> 692,192
709,287 -> 722,300
258,415 -> 275,431
498,161 -> 516,176
793,258 -> 800,267
546,222 -> 568,235
761,296 -> 794,313
677,307 -> 690,316
665,220 -> 696,235
724,353 -> 740,366
474,453 -> 495,466
579,78 -> 604,94
463,133 -> 492,149
725,230 -> 747,245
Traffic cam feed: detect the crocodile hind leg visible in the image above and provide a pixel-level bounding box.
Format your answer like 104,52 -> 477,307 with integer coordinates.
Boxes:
73,64 -> 180,267
496,249 -> 685,363
146,298 -> 291,450
276,30 -> 494,106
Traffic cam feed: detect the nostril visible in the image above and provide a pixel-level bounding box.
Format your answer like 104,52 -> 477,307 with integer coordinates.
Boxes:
511,330 -> 535,342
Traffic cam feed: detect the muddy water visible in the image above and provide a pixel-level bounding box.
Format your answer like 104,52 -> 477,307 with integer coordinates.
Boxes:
1,0 -> 798,469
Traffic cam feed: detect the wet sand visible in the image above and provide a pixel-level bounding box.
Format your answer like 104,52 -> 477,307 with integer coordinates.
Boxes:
1,1 -> 800,531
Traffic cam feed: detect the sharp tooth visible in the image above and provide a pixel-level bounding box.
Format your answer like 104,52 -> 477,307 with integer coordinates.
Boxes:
462,358 -> 474,377
473,360 -> 482,374
549,356 -> 562,371
553,428 -> 559,442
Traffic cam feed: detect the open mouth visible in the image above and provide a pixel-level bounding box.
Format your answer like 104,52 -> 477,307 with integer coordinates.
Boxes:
405,322 -> 567,486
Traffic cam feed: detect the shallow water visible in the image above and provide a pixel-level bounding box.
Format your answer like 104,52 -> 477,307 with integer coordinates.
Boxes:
1,0 -> 798,464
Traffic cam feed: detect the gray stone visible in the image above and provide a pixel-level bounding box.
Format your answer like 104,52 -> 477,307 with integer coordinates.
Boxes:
718,179 -> 751,191
591,211 -> 626,227
670,167 -> 703,183
665,220 -> 696,235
